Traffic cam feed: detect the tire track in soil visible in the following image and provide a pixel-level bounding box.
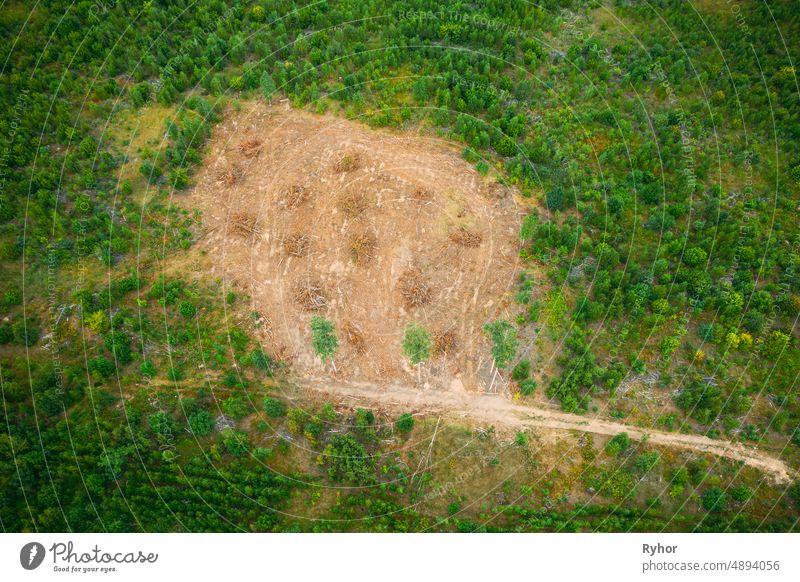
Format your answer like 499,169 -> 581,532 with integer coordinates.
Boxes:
301,379 -> 794,484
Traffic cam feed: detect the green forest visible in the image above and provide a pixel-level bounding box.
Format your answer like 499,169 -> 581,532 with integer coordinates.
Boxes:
1,0 -> 799,532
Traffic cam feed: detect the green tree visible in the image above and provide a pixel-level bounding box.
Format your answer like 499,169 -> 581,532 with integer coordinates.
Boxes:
395,413 -> 415,434
262,397 -> 286,418
310,316 -> 339,371
701,487 -> 727,512
12,318 -> 39,346
605,432 -> 630,457
402,323 -> 432,382
187,410 -> 214,436
483,320 -> 517,391
260,71 -> 277,102
321,434 -> 373,485
222,395 -> 249,420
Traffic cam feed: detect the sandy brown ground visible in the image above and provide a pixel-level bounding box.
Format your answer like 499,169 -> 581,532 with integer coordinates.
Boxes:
187,101 -> 521,392
299,379 -> 793,484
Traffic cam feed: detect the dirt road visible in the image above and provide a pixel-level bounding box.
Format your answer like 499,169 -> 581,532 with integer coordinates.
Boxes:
302,379 -> 795,484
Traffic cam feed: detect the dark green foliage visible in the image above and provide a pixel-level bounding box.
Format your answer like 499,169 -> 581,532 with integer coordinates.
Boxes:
701,487 -> 727,513
89,356 -> 115,379
731,486 -> 752,504
12,318 -> 39,346
222,395 -> 250,420
249,348 -> 274,373
262,397 -> 286,418
483,320 -> 517,369
545,187 -> 566,212
322,434 -> 374,485
103,331 -> 132,365
148,411 -> 176,445
511,359 -> 531,382
0,323 -> 12,344
633,452 -> 660,474
178,301 -> 196,318
139,360 -> 157,378
519,378 -> 537,396
605,432 -> 631,457
395,413 -> 415,434
675,380 -> 723,425
221,428 -> 250,456
187,409 -> 214,436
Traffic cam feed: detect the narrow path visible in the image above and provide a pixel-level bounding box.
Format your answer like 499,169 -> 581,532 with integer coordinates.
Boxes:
302,379 -> 794,484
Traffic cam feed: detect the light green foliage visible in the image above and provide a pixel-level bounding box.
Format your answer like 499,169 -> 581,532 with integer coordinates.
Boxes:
310,316 -> 338,363
85,310 -> 110,334
401,323 -> 432,365
483,320 -> 517,369
321,434 -> 374,485
605,432 -> 630,457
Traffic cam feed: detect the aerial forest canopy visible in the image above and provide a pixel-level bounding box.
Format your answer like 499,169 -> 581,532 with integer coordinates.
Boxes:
0,0 -> 799,533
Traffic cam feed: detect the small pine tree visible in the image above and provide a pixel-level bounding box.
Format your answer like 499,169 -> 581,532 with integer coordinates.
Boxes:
310,316 -> 339,371
483,320 -> 517,391
402,323 -> 432,382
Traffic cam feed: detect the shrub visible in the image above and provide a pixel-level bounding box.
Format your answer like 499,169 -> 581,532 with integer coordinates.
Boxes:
89,356 -> 115,379
511,359 -> 531,381
221,428 -> 249,456
250,348 -> 274,372
12,318 -> 39,346
85,310 -> 110,334
321,434 -> 374,484
104,331 -> 132,364
731,485 -> 752,504
148,411 -> 175,444
178,301 -> 196,318
0,323 -> 12,344
633,452 -> 660,473
519,378 -> 537,396
167,367 -> 184,381
605,432 -> 630,457
222,395 -> 250,420
262,397 -> 286,418
395,413 -> 415,434
701,487 -> 727,512
187,410 -> 214,436
139,360 -> 157,377
545,187 -> 565,212
253,447 -> 273,461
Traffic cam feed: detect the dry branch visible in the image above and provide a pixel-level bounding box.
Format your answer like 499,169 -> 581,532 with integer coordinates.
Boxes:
215,165 -> 242,186
293,280 -> 327,311
343,322 -> 366,355
449,226 -> 483,247
238,138 -> 262,158
333,151 -> 360,173
413,186 -> 434,202
398,269 -> 432,308
229,212 -> 262,238
283,233 -> 310,257
433,330 -> 457,357
337,191 -> 369,217
283,184 -> 309,210
349,231 -> 377,265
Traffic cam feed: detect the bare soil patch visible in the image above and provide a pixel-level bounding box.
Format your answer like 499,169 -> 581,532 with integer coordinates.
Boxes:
186,102 -> 522,391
